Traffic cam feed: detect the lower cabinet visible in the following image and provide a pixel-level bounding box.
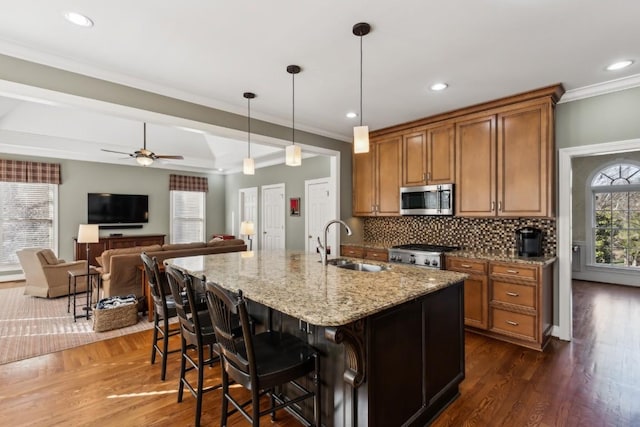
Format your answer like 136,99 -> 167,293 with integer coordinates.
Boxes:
446,256 -> 554,351
446,257 -> 489,330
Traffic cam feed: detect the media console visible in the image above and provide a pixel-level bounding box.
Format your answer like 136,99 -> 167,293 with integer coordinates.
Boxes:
73,234 -> 166,265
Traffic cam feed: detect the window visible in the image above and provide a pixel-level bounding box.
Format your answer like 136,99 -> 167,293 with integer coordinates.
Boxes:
168,174 -> 208,244
590,163 -> 640,268
170,190 -> 205,243
0,182 -> 58,271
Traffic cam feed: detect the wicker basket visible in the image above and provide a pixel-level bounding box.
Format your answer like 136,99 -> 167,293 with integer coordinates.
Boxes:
93,302 -> 138,332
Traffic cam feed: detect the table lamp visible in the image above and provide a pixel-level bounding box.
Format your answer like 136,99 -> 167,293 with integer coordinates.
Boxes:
77,224 -> 99,276
240,221 -> 255,251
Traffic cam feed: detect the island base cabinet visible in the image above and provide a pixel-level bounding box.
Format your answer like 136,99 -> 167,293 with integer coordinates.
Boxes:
366,281 -> 465,426
260,281 -> 465,427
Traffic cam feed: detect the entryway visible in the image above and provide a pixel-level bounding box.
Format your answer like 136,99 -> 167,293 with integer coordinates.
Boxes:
261,183 -> 285,250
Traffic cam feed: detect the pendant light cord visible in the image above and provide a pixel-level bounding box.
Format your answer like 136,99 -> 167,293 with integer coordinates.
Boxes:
359,34 -> 363,127
247,97 -> 251,158
292,71 -> 295,145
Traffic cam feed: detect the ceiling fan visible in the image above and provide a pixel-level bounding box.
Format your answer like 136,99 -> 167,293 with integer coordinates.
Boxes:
101,122 -> 184,166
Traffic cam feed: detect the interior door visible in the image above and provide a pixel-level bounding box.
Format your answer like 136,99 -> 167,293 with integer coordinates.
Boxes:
305,178 -> 335,254
261,184 -> 285,250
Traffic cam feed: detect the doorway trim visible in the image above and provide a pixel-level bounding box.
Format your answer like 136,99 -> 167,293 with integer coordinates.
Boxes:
557,138 -> 640,341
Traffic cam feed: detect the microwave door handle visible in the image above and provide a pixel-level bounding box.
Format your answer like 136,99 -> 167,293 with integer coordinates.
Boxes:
436,186 -> 441,213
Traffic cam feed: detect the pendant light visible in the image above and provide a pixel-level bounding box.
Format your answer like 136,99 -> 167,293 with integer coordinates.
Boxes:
285,65 -> 302,166
243,92 -> 256,175
353,22 -> 371,154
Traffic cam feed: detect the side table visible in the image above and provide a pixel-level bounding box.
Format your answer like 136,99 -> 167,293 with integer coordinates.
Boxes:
67,267 -> 101,322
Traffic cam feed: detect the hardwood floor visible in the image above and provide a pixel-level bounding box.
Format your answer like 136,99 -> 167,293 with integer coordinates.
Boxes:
0,280 -> 638,426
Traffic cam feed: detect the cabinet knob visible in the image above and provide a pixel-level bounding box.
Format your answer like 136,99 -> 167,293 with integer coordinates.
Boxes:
506,292 -> 520,297
506,320 -> 519,326
491,201 -> 495,211
506,269 -> 519,274
461,264 -> 472,268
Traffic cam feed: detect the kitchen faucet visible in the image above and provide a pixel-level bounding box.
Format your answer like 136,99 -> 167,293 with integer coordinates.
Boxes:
318,219 -> 352,265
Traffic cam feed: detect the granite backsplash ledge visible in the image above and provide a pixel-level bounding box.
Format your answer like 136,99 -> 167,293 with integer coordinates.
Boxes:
362,216 -> 557,256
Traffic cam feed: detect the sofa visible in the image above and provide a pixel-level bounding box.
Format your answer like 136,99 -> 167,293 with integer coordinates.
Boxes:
97,239 -> 247,299
17,248 -> 88,298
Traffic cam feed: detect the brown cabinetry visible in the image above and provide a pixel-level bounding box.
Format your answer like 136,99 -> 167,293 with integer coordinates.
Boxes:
446,256 -> 554,351
74,234 -> 165,265
364,84 -> 563,218
488,261 -> 552,350
402,124 -> 455,187
446,257 -> 489,330
455,100 -> 554,217
352,135 -> 401,216
341,245 -> 389,262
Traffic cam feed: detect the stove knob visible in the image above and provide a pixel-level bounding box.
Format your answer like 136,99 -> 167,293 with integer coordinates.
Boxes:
423,259 -> 430,265
431,259 -> 439,267
409,255 -> 416,264
390,255 -> 396,261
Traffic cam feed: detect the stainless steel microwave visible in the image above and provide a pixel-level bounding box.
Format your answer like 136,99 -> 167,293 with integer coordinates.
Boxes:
400,184 -> 454,215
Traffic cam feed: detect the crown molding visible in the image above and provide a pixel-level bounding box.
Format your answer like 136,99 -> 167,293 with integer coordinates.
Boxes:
559,73 -> 640,103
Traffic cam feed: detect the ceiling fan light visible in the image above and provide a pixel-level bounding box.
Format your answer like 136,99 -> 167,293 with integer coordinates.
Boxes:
285,144 -> 302,166
243,157 -> 255,175
353,125 -> 370,153
136,156 -> 153,167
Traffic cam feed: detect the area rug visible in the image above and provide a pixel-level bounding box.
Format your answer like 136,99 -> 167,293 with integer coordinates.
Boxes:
0,286 -> 155,365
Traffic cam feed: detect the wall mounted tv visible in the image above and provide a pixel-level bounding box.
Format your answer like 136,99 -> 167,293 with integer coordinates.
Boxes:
88,193 -> 149,224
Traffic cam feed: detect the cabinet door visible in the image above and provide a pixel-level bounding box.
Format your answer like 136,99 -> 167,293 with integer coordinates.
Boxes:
352,148 -> 376,216
497,102 -> 552,217
455,115 -> 496,216
376,136 -> 402,216
463,275 -> 489,329
402,131 -> 427,186
427,124 -> 455,184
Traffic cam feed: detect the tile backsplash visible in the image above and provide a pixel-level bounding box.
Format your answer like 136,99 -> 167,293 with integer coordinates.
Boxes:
363,216 -> 556,256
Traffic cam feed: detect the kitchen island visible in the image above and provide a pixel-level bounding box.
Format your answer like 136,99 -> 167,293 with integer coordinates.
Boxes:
167,250 -> 468,426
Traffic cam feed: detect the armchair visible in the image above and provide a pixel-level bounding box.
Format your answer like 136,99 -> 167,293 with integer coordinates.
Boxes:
17,248 -> 88,298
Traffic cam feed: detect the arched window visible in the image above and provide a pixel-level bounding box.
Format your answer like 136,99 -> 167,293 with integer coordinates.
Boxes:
590,162 -> 640,267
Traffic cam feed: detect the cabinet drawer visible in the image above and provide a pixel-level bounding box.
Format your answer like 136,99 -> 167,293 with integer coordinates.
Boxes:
341,245 -> 364,258
490,263 -> 537,281
491,280 -> 535,309
490,308 -> 535,340
365,249 -> 388,262
446,257 -> 487,275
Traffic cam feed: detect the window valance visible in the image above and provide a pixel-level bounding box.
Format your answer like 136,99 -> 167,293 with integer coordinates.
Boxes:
0,159 -> 61,184
169,174 -> 208,192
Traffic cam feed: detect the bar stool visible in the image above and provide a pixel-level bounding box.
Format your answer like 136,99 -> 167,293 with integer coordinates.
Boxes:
140,252 -> 181,381
205,282 -> 321,427
165,264 -> 220,427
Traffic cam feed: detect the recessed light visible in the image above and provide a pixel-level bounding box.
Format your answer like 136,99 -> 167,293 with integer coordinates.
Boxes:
346,112 -> 358,119
430,83 -> 448,91
606,60 -> 633,71
64,11 -> 94,27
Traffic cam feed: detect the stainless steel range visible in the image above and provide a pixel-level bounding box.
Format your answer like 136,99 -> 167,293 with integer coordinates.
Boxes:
388,244 -> 459,269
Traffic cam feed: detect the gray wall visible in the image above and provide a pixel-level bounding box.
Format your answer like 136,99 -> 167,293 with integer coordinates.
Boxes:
572,152 -> 640,241
0,54 -> 354,221
225,156 -> 331,250
1,153 -> 226,265
556,86 -> 640,149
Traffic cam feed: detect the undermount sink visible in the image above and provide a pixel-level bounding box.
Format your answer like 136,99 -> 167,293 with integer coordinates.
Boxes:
325,258 -> 387,272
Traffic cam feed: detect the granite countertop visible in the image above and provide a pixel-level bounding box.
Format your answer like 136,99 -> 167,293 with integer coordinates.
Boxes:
166,250 -> 468,327
447,250 -> 557,266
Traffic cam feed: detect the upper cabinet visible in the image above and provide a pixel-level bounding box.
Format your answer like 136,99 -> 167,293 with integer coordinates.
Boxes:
402,124 -> 455,187
455,115 -> 497,216
353,135 -> 402,216
455,100 -> 554,217
354,84 -> 563,218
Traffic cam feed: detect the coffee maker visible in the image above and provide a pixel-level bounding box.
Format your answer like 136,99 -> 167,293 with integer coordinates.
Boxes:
516,227 -> 543,257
